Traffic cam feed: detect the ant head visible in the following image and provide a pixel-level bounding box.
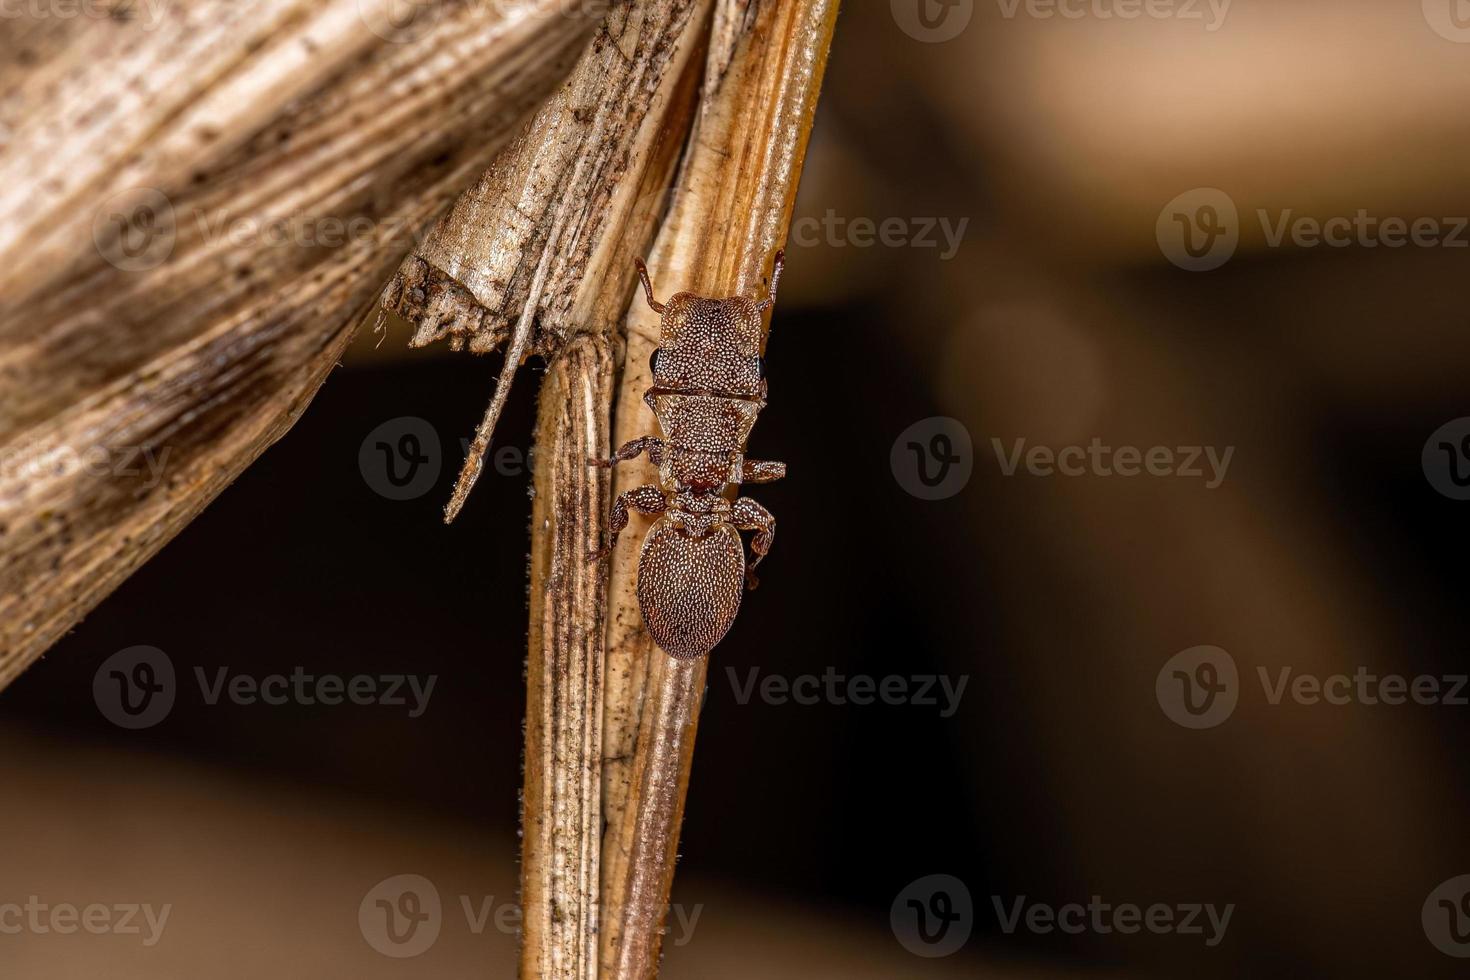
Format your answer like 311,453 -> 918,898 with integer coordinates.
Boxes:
648,293 -> 766,399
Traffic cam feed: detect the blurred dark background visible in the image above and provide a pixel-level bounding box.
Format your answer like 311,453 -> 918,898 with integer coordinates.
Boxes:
5,0 -> 1470,977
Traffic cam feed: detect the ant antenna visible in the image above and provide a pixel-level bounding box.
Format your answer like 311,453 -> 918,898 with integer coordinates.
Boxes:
634,258 -> 666,314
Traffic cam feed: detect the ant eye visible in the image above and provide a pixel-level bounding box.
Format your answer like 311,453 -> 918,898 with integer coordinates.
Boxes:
649,348 -> 662,375
754,355 -> 766,379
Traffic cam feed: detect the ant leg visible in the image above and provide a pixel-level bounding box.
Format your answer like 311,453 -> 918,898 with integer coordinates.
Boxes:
755,249 -> 785,311
588,485 -> 667,562
739,458 -> 786,484
731,496 -> 776,589
634,258 -> 666,314
589,437 -> 664,469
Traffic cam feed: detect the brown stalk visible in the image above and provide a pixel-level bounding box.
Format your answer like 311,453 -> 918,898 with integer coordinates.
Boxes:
372,3 -> 717,977
373,3 -> 837,977
598,2 -> 840,977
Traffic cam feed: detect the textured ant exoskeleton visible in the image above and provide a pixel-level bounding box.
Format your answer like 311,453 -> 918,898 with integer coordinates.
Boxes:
588,251 -> 787,659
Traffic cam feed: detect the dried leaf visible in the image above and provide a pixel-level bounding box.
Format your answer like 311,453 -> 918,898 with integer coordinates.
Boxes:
377,0 -> 712,521
0,0 -> 596,681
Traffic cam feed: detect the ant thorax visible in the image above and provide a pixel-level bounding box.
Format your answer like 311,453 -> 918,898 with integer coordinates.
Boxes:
650,393 -> 761,454
650,393 -> 761,490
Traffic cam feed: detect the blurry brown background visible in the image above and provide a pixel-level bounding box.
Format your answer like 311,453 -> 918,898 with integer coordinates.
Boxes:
5,0 -> 1470,976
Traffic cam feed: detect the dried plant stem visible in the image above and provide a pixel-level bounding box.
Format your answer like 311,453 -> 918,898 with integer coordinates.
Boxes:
598,2 -> 841,977
524,334 -> 616,979
378,6 -> 718,980
600,653 -> 705,978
